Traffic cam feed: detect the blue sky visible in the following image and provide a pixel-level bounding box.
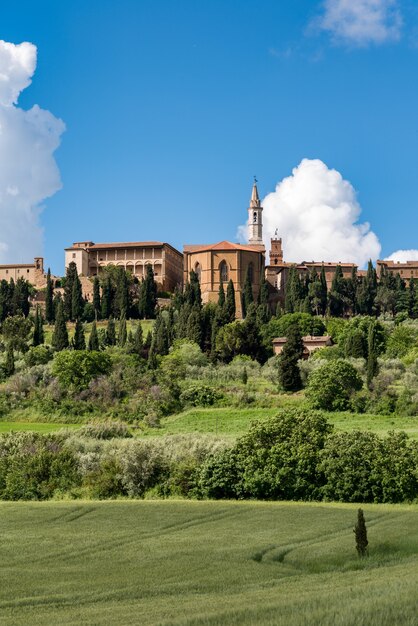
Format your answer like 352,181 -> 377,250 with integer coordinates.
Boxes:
1,0 -> 418,272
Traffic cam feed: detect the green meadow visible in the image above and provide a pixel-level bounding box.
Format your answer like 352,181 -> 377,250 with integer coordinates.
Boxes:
1,501 -> 417,625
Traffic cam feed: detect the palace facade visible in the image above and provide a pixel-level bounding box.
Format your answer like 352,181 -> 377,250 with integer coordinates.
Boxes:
64,241 -> 183,293
0,257 -> 45,287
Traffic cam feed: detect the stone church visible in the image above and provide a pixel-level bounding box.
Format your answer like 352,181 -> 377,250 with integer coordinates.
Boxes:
183,181 -> 266,318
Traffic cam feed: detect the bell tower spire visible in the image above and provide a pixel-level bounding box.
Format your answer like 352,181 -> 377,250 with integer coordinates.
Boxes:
248,176 -> 263,245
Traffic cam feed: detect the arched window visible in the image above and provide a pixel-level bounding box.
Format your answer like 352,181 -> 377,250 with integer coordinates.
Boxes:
247,262 -> 253,283
219,261 -> 228,283
253,211 -> 257,223
194,262 -> 201,283
274,258 -> 278,265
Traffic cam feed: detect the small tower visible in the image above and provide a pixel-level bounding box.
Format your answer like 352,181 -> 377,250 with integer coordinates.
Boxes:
269,229 -> 283,265
248,178 -> 263,245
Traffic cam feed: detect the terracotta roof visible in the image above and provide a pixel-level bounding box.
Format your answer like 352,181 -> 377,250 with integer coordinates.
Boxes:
301,261 -> 357,267
0,263 -> 35,268
89,241 -> 165,249
273,335 -> 332,343
184,240 -> 264,254
378,259 -> 418,267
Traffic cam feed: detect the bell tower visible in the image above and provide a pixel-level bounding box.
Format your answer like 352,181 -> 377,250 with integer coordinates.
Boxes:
269,229 -> 283,265
248,178 -> 263,245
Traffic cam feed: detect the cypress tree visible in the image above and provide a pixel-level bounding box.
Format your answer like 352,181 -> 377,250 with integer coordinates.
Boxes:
218,280 -> 225,308
241,303 -> 264,362
329,265 -> 346,317
285,266 -> 303,313
93,277 -> 101,320
258,272 -> 269,306
106,317 -> 116,346
33,306 -> 44,347
187,304 -> 203,347
52,300 -> 69,351
319,265 -> 328,315
151,314 -> 169,356
278,323 -> 304,391
225,280 -> 236,322
101,276 -> 112,319
73,318 -> 86,350
366,321 -> 379,387
116,268 -> 129,318
45,268 -> 54,323
354,508 -> 368,558
242,367 -> 248,385
132,323 -> 143,354
88,320 -> 99,351
242,268 -> 254,317
140,265 -> 158,319
118,313 -> 127,347
144,330 -> 152,350
166,306 -> 175,344
4,344 -> 15,377
12,278 -> 30,317
71,274 -> 84,322
394,274 -> 409,316
64,262 -> 78,320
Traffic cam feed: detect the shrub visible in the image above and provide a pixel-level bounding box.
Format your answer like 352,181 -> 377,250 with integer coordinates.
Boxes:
78,420 -> 132,439
52,350 -> 112,392
263,313 -> 326,345
306,360 -> 363,411
386,324 -> 418,359
180,383 -> 222,407
24,345 -> 54,366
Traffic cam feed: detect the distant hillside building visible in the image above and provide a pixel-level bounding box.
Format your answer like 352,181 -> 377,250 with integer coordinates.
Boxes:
0,257 -> 45,287
273,335 -> 333,358
377,259 -> 418,285
64,241 -> 183,292
183,181 -> 265,318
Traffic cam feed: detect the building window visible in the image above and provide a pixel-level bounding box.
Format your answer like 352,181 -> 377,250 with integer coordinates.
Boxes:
194,262 -> 201,283
219,261 -> 228,283
72,253 -> 76,259
274,259 -> 278,265
253,211 -> 257,223
27,269 -> 30,273
6,270 -> 8,274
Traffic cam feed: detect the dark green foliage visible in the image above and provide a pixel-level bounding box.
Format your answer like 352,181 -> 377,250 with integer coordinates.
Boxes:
118,313 -> 127,347
258,272 -> 269,307
150,314 -> 169,357
52,350 -> 112,391
32,306 -> 44,347
24,345 -> 53,366
106,318 -> 116,346
101,276 -> 113,319
4,344 -> 15,377
345,329 -> 366,358
64,262 -> 78,321
82,302 -> 95,323
184,271 -> 202,308
129,323 -> 143,355
180,383 -> 221,407
278,323 -> 304,391
241,303 -> 265,362
88,321 -> 100,351
263,313 -> 326,345
242,367 -> 248,385
366,321 -> 379,387
225,280 -> 236,322
328,266 -> 346,317
1,315 -> 33,352
139,265 -> 158,319
73,319 -> 86,350
186,305 -> 203,347
52,300 -> 69,351
71,274 -> 84,322
242,268 -> 254,318
354,509 -> 368,557
395,274 -> 409,316
218,280 -> 225,307
93,277 -> 101,319
356,261 -> 377,316
11,278 -> 30,317
285,266 -> 305,313
115,267 -> 130,318
306,360 -> 363,411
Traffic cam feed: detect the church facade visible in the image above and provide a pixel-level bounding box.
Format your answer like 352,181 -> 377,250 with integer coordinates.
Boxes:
183,181 -> 266,318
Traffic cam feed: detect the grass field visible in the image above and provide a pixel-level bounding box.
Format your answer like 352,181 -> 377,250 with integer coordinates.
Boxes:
0,422 -> 80,433
1,500 -> 417,625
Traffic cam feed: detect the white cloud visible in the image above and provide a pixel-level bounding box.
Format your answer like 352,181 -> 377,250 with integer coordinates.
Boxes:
385,250 -> 418,262
316,0 -> 402,46
0,40 -> 65,264
238,158 -> 381,268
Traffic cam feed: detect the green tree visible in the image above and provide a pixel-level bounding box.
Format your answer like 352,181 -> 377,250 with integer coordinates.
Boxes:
366,321 -> 379,387
186,304 -> 203,347
93,277 -> 101,320
52,350 -> 111,392
115,267 -> 130,318
129,323 -> 143,355
52,300 -> 69,351
278,323 -> 304,391
285,266 -> 305,314
88,320 -> 99,351
11,277 -> 30,317
73,318 -> 86,350
118,313 -> 127,347
33,306 -> 44,347
4,343 -> 15,377
306,360 -> 363,411
150,313 -> 169,357
64,262 -> 78,320
139,265 -> 158,319
329,266 -> 346,317
2,315 -> 33,352
71,274 -> 84,321
354,509 -> 368,557
218,280 -> 225,308
106,317 -> 116,346
101,276 -> 113,319
225,279 -> 236,322
242,267 -> 254,318
45,268 -> 54,323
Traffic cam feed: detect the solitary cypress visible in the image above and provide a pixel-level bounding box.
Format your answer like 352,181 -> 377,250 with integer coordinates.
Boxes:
4,344 -> 15,377
45,268 -> 54,323
225,280 -> 236,322
354,508 -> 368,557
106,317 -> 116,346
93,277 -> 101,319
118,313 -> 127,347
278,323 -> 304,391
52,300 -> 69,351
33,306 -> 45,346
73,318 -> 86,350
88,320 -> 99,351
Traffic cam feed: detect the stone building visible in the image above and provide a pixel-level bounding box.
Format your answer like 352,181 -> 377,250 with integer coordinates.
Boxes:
272,335 -> 333,358
0,257 -> 45,287
183,181 -> 266,318
376,259 -> 418,285
64,241 -> 183,292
